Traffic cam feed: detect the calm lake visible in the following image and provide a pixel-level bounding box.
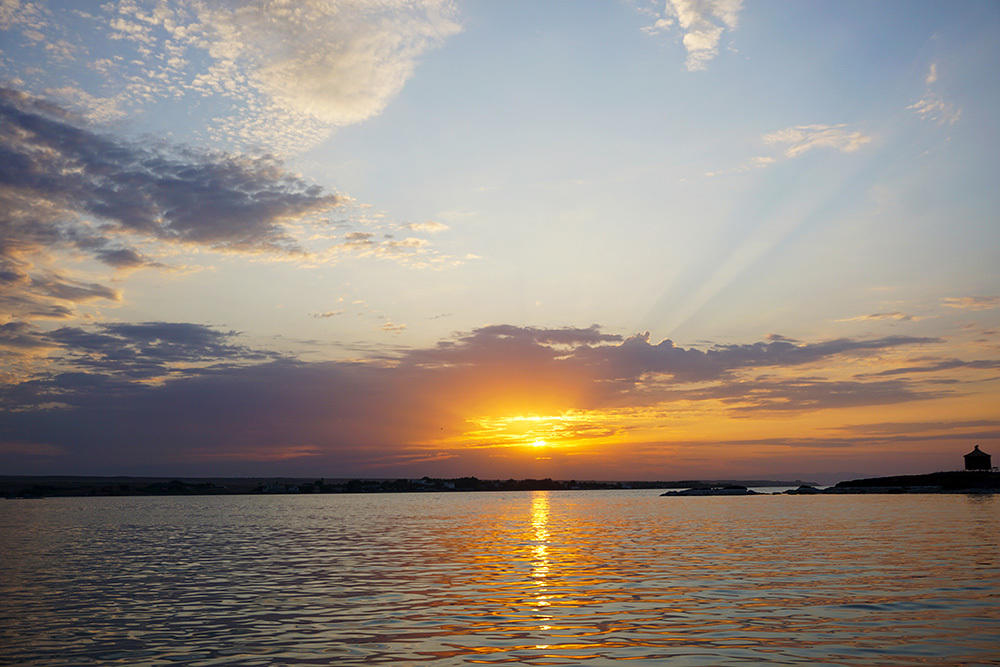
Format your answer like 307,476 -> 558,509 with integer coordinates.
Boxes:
1,491 -> 998,665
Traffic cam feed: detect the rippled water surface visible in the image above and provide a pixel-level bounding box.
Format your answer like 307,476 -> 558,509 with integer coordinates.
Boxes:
2,491 -> 999,665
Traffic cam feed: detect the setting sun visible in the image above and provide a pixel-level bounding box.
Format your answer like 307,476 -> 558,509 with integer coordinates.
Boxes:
1,2 -> 998,665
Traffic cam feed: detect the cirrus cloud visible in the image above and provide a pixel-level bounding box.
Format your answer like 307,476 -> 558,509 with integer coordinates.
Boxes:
762,124 -> 872,158
942,296 -> 999,311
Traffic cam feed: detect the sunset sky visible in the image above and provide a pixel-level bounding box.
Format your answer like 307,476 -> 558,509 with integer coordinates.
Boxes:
1,0 -> 998,482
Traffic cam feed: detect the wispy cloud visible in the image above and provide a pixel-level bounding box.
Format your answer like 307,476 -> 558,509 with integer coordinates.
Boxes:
684,376 -> 945,413
642,0 -> 743,71
925,63 -> 938,85
405,221 -> 449,233
836,312 -> 920,323
942,296 -> 999,311
859,358 -> 1000,378
908,63 -> 961,125
707,123 -> 872,177
762,124 -> 872,158
908,96 -> 961,125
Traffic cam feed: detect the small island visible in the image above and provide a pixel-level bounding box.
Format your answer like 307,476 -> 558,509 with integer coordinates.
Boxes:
659,445 -> 999,496
661,484 -> 759,496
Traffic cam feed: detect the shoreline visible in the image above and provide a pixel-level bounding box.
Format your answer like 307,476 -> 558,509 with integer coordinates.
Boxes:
661,470 -> 1000,496
1,475 -> 816,499
6,471 -> 997,499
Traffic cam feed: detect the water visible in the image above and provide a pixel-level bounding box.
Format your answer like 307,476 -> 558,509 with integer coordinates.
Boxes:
1,491 -> 998,665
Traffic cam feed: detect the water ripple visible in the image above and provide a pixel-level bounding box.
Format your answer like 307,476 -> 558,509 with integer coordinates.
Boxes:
1,492 -> 999,665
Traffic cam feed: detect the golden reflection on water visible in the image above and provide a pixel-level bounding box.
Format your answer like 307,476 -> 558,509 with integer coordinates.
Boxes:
530,492 -> 553,649
2,493 -> 999,665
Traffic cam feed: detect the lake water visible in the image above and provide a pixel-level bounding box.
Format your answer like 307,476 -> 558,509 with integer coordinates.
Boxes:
1,491 -> 998,665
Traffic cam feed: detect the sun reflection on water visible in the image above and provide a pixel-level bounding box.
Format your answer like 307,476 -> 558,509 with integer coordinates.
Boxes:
529,491 -> 554,648
4,494 -> 998,665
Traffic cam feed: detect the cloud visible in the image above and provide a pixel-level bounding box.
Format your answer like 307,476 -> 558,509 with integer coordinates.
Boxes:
684,376 -> 946,413
762,124 -> 872,158
908,63 -> 960,125
644,0 -> 743,71
0,0 -> 48,31
0,86 -> 340,255
925,63 -> 938,85
707,124 -> 870,177
43,321 -> 276,379
565,331 -> 939,386
828,418 -> 1000,437
463,324 -> 623,347
0,441 -> 66,457
92,247 -> 163,270
3,1 -> 461,152
0,85 -> 353,322
43,86 -> 125,123
214,0 -> 461,127
0,323 -> 981,475
861,358 -> 1000,377
405,221 -> 449,233
311,310 -> 344,319
0,265 -> 122,322
942,296 -> 1000,311
0,321 -> 50,350
908,95 -> 961,125
836,312 -> 918,323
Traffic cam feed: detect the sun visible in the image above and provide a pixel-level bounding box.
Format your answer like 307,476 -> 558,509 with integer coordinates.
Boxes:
531,439 -> 548,448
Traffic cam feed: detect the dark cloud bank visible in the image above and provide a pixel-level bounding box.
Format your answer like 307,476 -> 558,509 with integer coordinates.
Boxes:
0,86 -> 337,256
4,322 -> 988,476
0,85 -> 339,322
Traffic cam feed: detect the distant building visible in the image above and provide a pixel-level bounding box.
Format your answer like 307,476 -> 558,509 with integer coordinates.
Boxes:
964,445 -> 991,471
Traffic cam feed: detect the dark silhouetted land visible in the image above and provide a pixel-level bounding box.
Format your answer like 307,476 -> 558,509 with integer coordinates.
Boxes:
0,476 -> 816,498
823,470 -> 1000,493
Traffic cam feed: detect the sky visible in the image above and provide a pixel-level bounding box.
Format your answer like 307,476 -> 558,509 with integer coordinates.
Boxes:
1,0 -> 998,483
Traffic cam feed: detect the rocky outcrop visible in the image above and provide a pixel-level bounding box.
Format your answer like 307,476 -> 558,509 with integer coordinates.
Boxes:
661,485 -> 758,496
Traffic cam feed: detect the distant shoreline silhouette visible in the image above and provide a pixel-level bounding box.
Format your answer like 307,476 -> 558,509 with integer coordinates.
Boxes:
1,475 -> 816,499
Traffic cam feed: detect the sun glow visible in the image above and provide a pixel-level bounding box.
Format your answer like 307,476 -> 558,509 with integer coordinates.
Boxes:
454,410 -> 628,453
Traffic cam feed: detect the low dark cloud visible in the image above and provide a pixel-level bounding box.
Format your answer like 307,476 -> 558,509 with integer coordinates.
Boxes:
0,323 -> 970,475
684,376 -> 948,413
0,267 -> 119,322
467,324 -> 623,346
862,358 -> 1000,377
92,247 -> 161,269
42,322 -> 277,379
825,419 -> 1000,437
34,275 -> 119,302
0,321 -> 50,350
568,331 -> 938,384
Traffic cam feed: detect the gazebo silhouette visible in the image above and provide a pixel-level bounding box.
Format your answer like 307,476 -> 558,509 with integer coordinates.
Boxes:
964,445 -> 991,471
